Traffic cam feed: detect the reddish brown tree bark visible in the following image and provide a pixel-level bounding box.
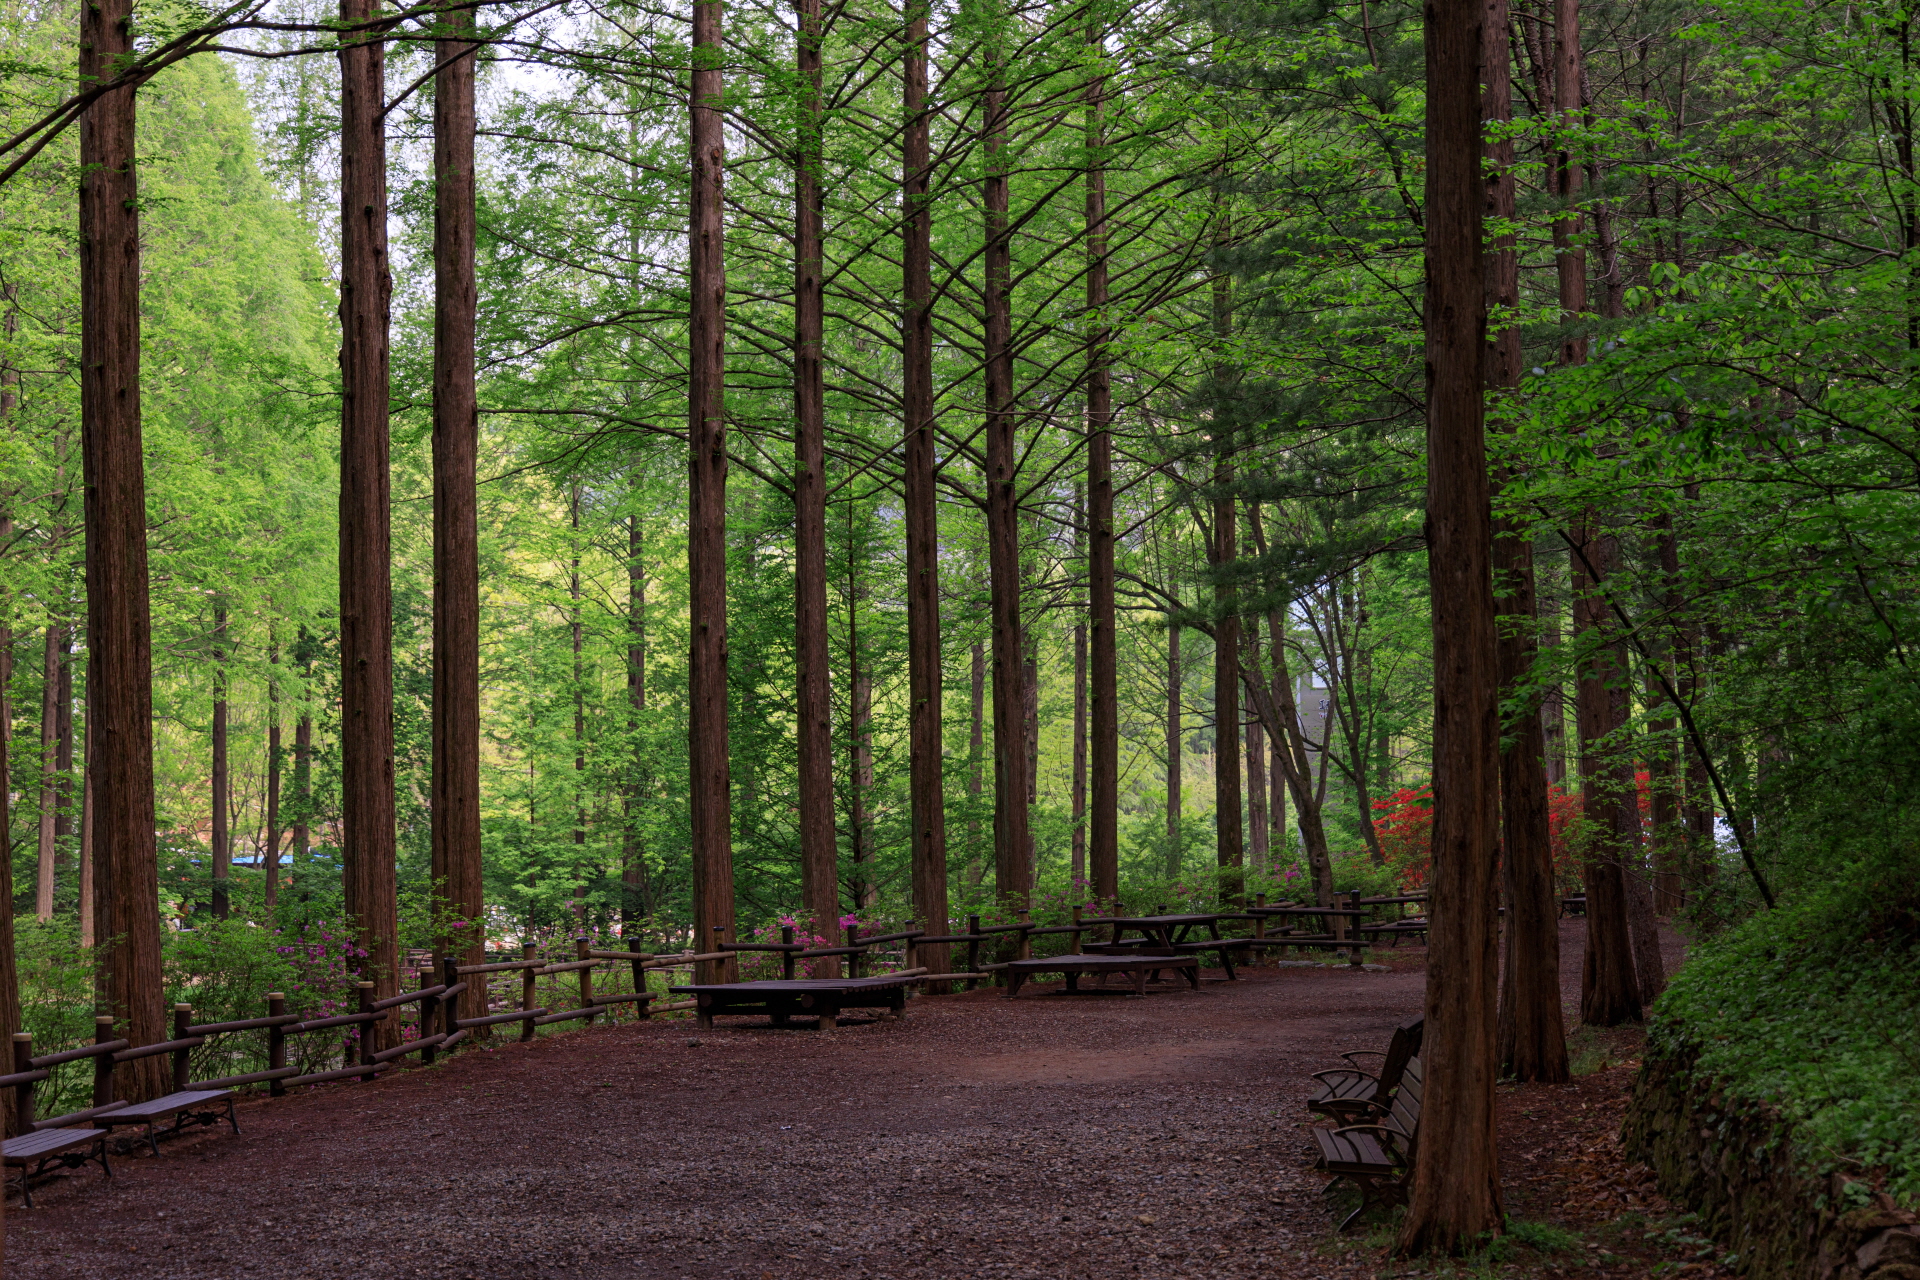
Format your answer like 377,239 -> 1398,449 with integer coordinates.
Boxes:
689,0 -> 738,979
339,0 -> 401,1036
211,606 -> 230,919
265,633 -> 281,908
984,30 -> 1031,910
1488,0 -> 1568,1083
1165,623 -> 1181,876
431,0 -> 484,974
80,0 -> 165,1094
34,622 -> 59,921
1212,474 -> 1242,901
1398,0 -> 1503,1244
1084,34 -> 1119,904
795,0 -> 840,964
622,510 -> 648,927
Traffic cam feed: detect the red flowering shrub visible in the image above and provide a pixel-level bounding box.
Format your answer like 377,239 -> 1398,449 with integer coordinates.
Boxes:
1373,779 -> 1590,892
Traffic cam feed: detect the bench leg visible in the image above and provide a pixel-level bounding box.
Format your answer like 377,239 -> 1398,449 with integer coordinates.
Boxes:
1219,950 -> 1238,981
95,1137 -> 112,1180
696,1009 -> 714,1031
19,1164 -> 34,1209
1131,969 -> 1148,997
1004,973 -> 1026,999
818,1010 -> 838,1031
1064,972 -> 1079,992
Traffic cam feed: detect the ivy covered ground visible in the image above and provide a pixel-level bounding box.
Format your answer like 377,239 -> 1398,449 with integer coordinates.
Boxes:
1650,868 -> 1920,1207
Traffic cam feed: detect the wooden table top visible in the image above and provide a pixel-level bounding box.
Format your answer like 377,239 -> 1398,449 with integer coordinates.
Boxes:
1247,905 -> 1369,918
1103,914 -> 1223,927
669,976 -> 920,994
999,954 -> 1197,970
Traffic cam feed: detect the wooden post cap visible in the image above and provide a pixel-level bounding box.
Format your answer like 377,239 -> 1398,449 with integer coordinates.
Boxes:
11,1033 -> 30,1043
356,981 -> 374,989
174,1003 -> 191,1012
267,992 -> 284,1001
95,1015 -> 114,1025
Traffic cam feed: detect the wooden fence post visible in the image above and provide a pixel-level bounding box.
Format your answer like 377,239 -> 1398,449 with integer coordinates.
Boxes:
92,1015 -> 116,1106
520,942 -> 538,1042
12,1033 -> 34,1132
267,993 -> 287,1097
420,975 -> 441,1066
442,956 -> 461,1040
965,915 -> 981,991
576,936 -> 596,1024
1016,911 -> 1032,963
1070,905 -> 1083,955
171,1004 -> 192,1092
846,923 -> 861,980
1253,893 -> 1267,966
629,935 -> 649,1015
780,925 -> 796,981
356,982 -> 377,1081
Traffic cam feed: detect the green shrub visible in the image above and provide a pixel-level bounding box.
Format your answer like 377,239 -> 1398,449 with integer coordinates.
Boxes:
1650,855 -> 1920,1204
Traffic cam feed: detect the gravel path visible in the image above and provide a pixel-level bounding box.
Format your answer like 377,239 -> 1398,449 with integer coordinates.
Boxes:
5,922 -> 1718,1280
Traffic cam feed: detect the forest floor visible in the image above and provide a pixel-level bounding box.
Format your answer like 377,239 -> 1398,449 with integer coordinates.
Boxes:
7,920 -> 1732,1280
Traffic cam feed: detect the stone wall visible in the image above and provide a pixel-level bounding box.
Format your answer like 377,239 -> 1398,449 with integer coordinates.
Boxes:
1624,1050 -> 1920,1280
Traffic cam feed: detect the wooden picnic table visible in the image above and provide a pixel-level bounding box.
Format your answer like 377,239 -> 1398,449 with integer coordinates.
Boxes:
669,975 -> 917,1031
995,954 -> 1200,998
1085,913 -> 1253,979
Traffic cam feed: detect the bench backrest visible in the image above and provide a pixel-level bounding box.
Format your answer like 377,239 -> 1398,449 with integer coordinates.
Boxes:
1376,1018 -> 1423,1098
1378,1056 -> 1422,1163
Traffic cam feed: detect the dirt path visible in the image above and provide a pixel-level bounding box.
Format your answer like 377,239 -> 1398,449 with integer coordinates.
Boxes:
6,923 -> 1727,1280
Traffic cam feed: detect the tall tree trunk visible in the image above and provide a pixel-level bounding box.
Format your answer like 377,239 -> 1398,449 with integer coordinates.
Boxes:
212,606 -> 230,919
1212,484 -> 1242,902
1023,630 -> 1039,808
968,638 -> 985,886
80,0 -> 165,1092
1245,629 -> 1268,879
795,0 -> 838,952
1165,623 -> 1182,877
850,644 -> 875,911
689,0 -> 738,979
1398,0 -> 1503,1243
79,724 -> 94,948
0,564 -> 20,1135
35,623 -> 59,921
1572,525 -> 1643,1025
1488,0 -> 1568,1084
570,488 -> 587,925
265,633 -> 281,909
339,0 -> 401,1034
984,31 -> 1031,910
53,628 -> 73,877
292,709 -> 312,874
623,511 -> 648,927
1072,506 -> 1088,891
1084,33 -> 1119,904
1270,711 -> 1287,868
901,0 -> 949,961
431,0 -> 484,974
1253,614 -> 1337,906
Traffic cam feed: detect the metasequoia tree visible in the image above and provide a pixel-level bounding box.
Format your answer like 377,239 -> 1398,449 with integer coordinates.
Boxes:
1489,0 -> 1568,1080
688,0 -> 738,980
1397,0 -> 1503,1245
983,12 -> 1032,910
1084,19 -> 1119,902
794,0 -> 839,964
79,0 -> 165,1094
901,0 -> 950,965
212,605 -> 231,918
1546,0 -> 1639,1026
339,0 -> 402,1035
431,0 -> 485,977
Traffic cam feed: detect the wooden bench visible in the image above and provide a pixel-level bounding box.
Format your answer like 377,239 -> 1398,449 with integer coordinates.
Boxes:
93,1089 -> 237,1156
1313,1056 -> 1422,1232
1248,936 -> 1371,966
1082,938 -> 1254,980
4,1127 -> 112,1206
1360,918 -> 1428,947
1308,1018 -> 1422,1120
669,975 -> 918,1030
995,954 -> 1200,998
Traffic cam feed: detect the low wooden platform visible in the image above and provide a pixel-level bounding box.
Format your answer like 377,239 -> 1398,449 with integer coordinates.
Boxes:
669,976 -> 917,1030
996,953 -> 1199,998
